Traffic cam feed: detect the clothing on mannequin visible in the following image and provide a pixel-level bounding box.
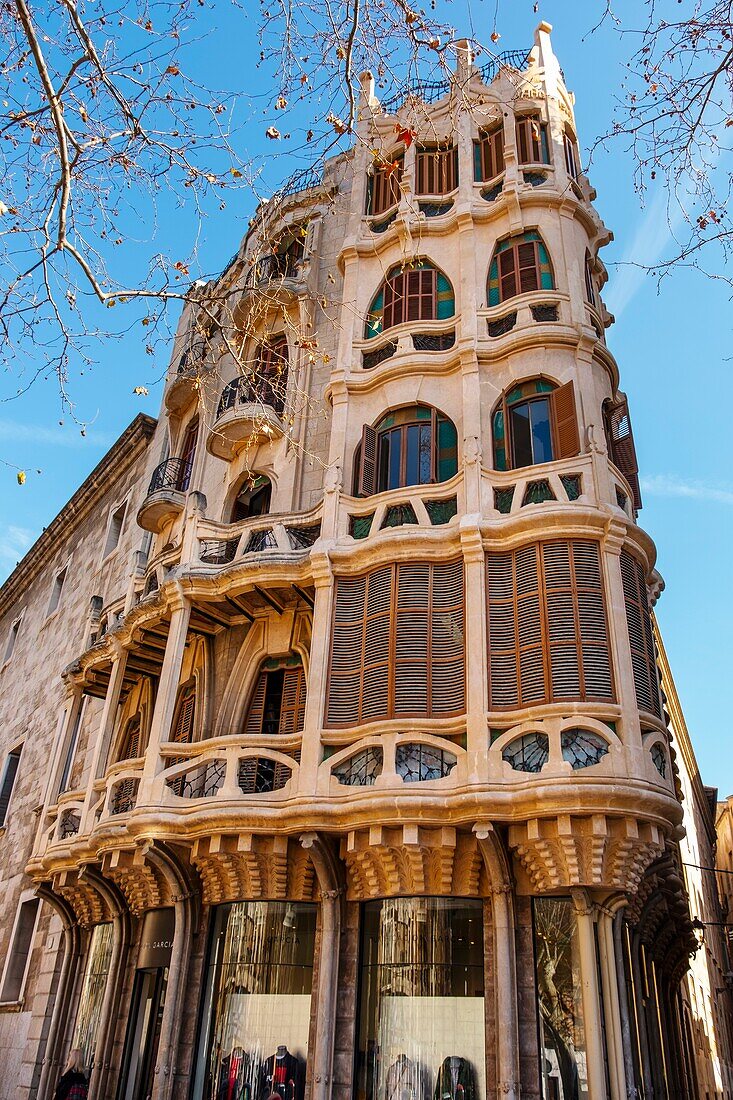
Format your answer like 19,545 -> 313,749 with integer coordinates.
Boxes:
384,1053 -> 425,1100
260,1046 -> 304,1100
216,1047 -> 251,1100
432,1057 -> 475,1100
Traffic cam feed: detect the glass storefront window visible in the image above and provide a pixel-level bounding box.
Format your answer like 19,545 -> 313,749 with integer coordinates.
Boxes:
72,922 -> 114,1070
533,897 -> 588,1100
355,897 -> 485,1100
194,901 -> 317,1100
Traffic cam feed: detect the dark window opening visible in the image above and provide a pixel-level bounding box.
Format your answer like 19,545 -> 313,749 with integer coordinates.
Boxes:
230,475 -> 272,523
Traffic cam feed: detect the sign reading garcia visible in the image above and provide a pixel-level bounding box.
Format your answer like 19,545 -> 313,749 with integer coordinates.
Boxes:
137,907 -> 175,969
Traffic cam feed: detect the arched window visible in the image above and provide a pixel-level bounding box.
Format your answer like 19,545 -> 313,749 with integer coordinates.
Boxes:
365,262 -> 454,339
117,716 -> 143,762
584,251 -> 596,305
243,656 -> 307,737
488,232 -> 554,305
228,474 -> 272,523
492,379 -> 579,471
414,145 -> 458,196
563,127 -> 581,181
171,682 -> 196,744
355,405 -> 458,496
251,334 -> 289,414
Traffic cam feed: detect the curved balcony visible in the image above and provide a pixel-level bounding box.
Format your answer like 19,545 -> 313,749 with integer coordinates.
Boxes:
208,376 -> 285,459
165,341 -> 208,413
137,457 -> 191,533
195,502 -> 322,568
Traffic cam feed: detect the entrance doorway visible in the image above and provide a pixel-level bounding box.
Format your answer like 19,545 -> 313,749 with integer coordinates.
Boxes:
117,968 -> 167,1100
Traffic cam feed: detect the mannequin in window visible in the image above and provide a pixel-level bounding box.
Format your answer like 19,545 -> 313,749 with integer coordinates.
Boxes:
259,1046 -> 303,1100
217,1046 -> 252,1100
432,1057 -> 475,1100
385,1053 -> 425,1100
230,475 -> 272,524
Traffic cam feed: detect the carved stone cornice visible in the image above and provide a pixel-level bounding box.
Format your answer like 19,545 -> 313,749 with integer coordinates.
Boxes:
52,868 -> 111,928
342,826 -> 485,901
507,814 -> 666,891
191,833 -> 317,905
101,846 -> 170,916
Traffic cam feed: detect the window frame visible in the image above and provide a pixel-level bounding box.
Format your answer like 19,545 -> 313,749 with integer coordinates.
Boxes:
356,405 -> 458,497
492,379 -> 580,472
46,560 -> 70,618
414,144 -> 459,197
0,892 -> 41,1005
228,473 -> 273,524
584,252 -> 596,306
0,743 -> 22,827
101,495 -> 130,562
242,656 -> 307,737
474,124 -> 505,183
177,416 -> 199,492
366,152 -> 404,216
2,609 -> 24,666
563,128 -> 581,181
515,112 -> 551,166
252,334 -> 289,415
365,261 -> 455,339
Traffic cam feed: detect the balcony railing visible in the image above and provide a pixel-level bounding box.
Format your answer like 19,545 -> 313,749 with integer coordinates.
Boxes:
216,375 -> 285,419
148,456 -> 192,495
195,503 -> 323,566
244,252 -> 302,290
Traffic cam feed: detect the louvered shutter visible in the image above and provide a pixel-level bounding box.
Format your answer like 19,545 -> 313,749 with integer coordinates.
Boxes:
486,553 -> 519,708
516,117 -> 531,165
498,249 -> 517,302
430,558 -> 465,715
0,749 -> 21,827
542,541 -> 581,699
243,672 -> 267,736
550,381 -> 581,460
480,127 -> 504,181
327,574 -> 367,726
361,566 -> 392,721
279,666 -> 306,734
607,397 -> 642,511
358,424 -> 378,497
118,717 -> 141,762
515,545 -> 546,705
171,687 -> 195,743
620,551 -> 661,717
517,242 -> 540,294
573,541 -> 614,700
382,272 -> 401,330
394,562 -> 430,715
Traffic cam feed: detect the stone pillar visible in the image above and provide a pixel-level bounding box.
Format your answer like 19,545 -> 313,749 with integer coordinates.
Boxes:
80,644 -> 129,831
301,834 -> 344,1100
474,826 -> 519,1100
145,842 -> 197,1100
597,903 -> 627,1100
139,595 -> 192,796
34,888 -> 82,1100
462,524 -> 488,769
571,891 -> 606,1100
78,869 -> 130,1100
296,552 -> 333,793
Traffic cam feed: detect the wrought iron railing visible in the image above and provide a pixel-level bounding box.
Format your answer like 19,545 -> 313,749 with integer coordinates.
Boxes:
147,456 -> 192,495
244,251 -> 302,290
478,49 -> 531,85
216,375 -> 285,418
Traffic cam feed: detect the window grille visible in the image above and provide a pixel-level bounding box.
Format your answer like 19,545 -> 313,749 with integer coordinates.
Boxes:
487,312 -> 517,338
522,480 -> 555,506
245,528 -> 277,553
362,342 -> 397,370
412,331 -> 456,352
561,729 -> 609,769
238,756 -> 292,794
561,475 -> 582,501
286,524 -> 321,550
396,743 -> 457,782
494,487 -> 515,515
350,514 -> 374,540
381,503 -> 419,529
333,747 -> 383,787
531,303 -> 558,322
650,743 -> 667,778
502,733 -> 549,773
200,538 -> 240,565
425,497 -> 458,525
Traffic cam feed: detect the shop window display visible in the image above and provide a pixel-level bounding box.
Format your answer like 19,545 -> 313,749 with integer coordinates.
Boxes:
355,897 -> 485,1100
71,922 -> 114,1069
194,901 -> 316,1100
533,897 -> 588,1100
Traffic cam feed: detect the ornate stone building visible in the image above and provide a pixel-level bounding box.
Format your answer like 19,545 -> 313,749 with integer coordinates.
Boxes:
0,22 -> 730,1100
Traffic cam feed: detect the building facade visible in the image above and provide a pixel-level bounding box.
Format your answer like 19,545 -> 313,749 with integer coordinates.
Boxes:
1,22 -> 730,1100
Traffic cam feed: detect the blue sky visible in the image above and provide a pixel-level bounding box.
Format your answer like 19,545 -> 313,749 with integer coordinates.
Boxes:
1,0 -> 731,794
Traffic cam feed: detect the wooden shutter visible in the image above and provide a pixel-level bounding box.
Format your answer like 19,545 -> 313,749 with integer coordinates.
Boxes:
516,117 -> 531,165
243,671 -> 267,736
358,424 -> 378,497
498,249 -> 517,301
327,574 -> 368,725
479,126 -> 504,181
394,562 -> 430,715
606,397 -> 642,511
279,666 -> 307,734
360,565 -> 392,721
517,241 -> 540,294
550,381 -> 580,459
118,717 -> 142,761
171,686 -> 195,743
486,540 -> 614,710
564,132 -> 579,180
368,158 -> 402,215
620,551 -> 661,717
0,748 -> 21,827
430,558 -> 465,715
516,116 -> 547,165
415,148 -> 457,196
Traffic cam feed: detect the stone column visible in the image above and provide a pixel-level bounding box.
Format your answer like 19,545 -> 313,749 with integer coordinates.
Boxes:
296,552 -> 333,794
462,524 -> 488,769
596,903 -> 627,1100
139,595 -> 192,797
145,842 -> 197,1100
80,644 -> 129,831
78,869 -> 131,1100
474,826 -> 519,1100
34,888 -> 82,1100
571,890 -> 607,1100
301,834 -> 344,1100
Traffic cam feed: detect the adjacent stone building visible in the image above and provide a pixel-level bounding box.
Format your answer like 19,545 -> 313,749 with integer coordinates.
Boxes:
0,23 -> 730,1100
